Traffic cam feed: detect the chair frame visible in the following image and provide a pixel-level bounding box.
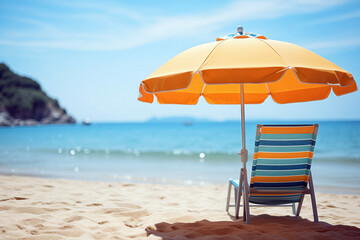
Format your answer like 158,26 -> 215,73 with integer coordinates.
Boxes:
225,124 -> 319,223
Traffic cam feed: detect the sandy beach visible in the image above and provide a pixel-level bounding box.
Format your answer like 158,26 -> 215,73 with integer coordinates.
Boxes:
0,175 -> 359,239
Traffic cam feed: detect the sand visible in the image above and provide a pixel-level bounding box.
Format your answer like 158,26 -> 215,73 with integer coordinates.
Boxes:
0,175 -> 359,239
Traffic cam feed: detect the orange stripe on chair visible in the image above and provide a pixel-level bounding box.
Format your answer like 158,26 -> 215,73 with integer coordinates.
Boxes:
251,175 -> 309,184
261,126 -> 315,134
254,151 -> 313,159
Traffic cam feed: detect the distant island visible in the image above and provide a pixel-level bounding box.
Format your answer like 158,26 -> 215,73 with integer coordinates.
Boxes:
0,63 -> 76,126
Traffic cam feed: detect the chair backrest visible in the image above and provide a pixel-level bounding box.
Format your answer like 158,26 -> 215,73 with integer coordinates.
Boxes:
250,124 -> 318,194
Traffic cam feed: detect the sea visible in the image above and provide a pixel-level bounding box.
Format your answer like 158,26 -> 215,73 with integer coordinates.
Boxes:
0,121 -> 359,194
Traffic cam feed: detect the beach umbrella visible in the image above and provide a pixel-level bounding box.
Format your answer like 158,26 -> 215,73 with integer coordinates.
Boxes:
137,27 -> 357,222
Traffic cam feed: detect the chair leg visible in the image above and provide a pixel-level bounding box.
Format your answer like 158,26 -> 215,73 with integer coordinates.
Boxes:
226,181 -> 232,212
309,172 -> 319,222
234,188 -> 237,204
296,193 -> 305,216
292,203 -> 296,215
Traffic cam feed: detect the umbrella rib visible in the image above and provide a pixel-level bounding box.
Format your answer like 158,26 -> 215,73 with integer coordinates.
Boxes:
199,71 -> 206,96
257,38 -> 354,87
141,41 -> 224,95
141,71 -> 201,94
266,82 -> 271,96
288,67 -> 330,87
197,40 -> 226,71
256,38 -> 289,67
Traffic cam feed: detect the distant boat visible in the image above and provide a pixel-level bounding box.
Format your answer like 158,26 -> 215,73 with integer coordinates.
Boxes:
82,118 -> 91,126
183,121 -> 193,126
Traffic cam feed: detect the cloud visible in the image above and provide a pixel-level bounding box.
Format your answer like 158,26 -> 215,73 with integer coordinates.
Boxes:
0,0 -> 352,51
304,38 -> 360,50
52,0 -> 145,23
310,9 -> 360,24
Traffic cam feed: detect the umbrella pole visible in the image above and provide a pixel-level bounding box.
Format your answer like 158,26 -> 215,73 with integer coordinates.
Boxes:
240,84 -> 250,223
240,84 -> 247,167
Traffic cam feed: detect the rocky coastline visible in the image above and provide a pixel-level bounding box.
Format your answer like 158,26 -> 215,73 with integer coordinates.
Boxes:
0,63 -> 76,127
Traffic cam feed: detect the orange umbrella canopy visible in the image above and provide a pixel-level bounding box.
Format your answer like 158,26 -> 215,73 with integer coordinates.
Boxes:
138,31 -> 357,105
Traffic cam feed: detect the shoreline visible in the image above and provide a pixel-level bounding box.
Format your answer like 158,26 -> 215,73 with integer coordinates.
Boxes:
1,175 -> 360,239
1,172 -> 360,196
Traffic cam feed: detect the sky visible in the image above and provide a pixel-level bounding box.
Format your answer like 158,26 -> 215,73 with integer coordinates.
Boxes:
0,0 -> 359,122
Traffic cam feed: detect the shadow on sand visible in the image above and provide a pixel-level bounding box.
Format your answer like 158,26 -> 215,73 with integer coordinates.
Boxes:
146,215 -> 360,239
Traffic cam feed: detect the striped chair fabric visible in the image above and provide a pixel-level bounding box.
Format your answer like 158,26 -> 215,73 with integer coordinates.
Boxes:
249,124 -> 318,205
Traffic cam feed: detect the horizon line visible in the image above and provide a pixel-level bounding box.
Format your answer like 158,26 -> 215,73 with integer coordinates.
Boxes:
81,118 -> 360,124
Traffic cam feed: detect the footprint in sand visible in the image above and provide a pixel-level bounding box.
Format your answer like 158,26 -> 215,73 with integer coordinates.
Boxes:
167,203 -> 179,207
103,208 -> 149,217
22,218 -> 45,227
124,222 -> 143,228
34,224 -> 45,230
16,224 -> 25,230
0,197 -> 28,202
14,197 -> 28,200
59,225 -> 74,230
0,205 -> 12,211
65,215 -> 84,223
29,230 -> 38,235
14,207 -> 49,214
326,204 -> 337,208
187,210 -> 199,213
114,202 -> 142,209
86,203 -> 103,207
103,226 -> 120,233
122,183 -> 135,187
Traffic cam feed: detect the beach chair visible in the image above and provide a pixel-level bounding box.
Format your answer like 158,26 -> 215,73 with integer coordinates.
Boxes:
226,124 -> 319,224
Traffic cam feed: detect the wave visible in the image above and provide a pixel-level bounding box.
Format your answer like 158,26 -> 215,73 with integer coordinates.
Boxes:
29,147 -> 360,163
32,147 -> 236,161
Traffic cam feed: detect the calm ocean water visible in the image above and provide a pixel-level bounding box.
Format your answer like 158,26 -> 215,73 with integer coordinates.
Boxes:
0,121 -> 359,193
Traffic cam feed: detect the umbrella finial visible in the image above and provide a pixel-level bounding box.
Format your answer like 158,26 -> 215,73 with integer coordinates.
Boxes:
237,26 -> 243,35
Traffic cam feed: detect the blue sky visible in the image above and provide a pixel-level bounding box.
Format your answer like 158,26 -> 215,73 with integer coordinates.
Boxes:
0,0 -> 359,122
